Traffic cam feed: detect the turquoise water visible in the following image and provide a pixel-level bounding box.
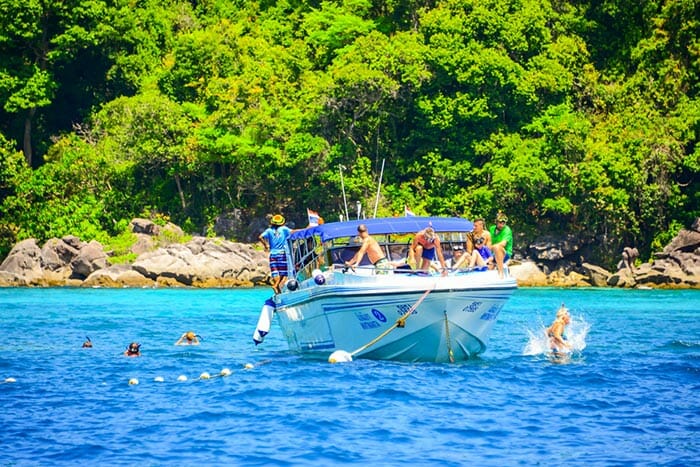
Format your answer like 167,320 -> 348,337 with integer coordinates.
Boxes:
1,287 -> 698,465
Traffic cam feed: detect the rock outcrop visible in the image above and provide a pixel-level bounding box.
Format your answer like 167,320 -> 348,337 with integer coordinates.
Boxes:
1,218 -> 698,289
0,219 -> 270,288
131,237 -> 268,287
608,218 -> 700,289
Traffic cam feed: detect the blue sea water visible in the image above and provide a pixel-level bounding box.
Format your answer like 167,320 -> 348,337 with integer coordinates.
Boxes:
1,287 -> 698,466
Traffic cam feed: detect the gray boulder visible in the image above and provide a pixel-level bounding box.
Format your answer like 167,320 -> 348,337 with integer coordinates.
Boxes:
581,263 -> 612,287
529,234 -> 581,261
509,260 -> 548,286
0,239 -> 44,284
41,237 -> 80,272
129,218 -> 160,235
83,265 -> 154,288
132,237 -> 269,287
70,240 -> 108,279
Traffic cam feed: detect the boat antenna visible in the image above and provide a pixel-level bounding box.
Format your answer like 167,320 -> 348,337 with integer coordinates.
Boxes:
372,158 -> 385,218
339,165 -> 349,221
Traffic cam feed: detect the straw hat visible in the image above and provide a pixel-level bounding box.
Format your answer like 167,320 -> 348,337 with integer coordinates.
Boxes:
270,214 -> 285,226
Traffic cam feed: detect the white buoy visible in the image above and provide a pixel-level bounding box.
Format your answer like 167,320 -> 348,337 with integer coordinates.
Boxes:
199,372 -> 211,380
4,377 -> 16,383
177,375 -> 187,382
244,363 -> 254,369
328,350 -> 353,363
154,376 -> 164,382
220,368 -> 231,377
128,378 -> 139,385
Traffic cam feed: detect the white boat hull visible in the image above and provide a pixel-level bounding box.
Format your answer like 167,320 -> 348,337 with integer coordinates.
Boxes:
274,270 -> 517,362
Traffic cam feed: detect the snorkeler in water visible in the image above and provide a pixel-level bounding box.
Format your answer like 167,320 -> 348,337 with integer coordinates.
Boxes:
124,342 -> 141,357
175,331 -> 201,345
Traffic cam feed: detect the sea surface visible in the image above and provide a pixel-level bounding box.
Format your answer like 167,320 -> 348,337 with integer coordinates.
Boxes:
1,287 -> 698,466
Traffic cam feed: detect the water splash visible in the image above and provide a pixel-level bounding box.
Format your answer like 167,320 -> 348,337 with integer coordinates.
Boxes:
523,314 -> 590,357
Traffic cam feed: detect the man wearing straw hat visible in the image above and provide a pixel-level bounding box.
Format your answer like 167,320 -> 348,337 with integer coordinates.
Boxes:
259,214 -> 293,294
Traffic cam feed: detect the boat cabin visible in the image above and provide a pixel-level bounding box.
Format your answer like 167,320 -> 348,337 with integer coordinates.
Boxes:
286,217 -> 475,281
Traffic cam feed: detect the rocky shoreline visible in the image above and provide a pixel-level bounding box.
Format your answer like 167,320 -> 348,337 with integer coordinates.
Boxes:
1,218 -> 698,289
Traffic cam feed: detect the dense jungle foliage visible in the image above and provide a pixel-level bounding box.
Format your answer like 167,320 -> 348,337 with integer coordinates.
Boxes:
0,0 -> 698,267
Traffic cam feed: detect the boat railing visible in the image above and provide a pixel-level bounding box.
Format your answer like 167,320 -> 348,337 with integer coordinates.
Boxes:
330,262 -> 505,277
290,232 -> 507,281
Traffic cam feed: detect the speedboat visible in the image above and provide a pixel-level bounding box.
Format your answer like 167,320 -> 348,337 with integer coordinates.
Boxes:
253,216 -> 517,363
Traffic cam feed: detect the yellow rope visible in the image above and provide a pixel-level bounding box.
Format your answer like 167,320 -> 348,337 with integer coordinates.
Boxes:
350,284 -> 436,357
444,311 -> 455,363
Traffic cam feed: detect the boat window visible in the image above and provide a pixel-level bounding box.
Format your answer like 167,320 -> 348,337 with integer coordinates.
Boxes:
290,234 -> 325,279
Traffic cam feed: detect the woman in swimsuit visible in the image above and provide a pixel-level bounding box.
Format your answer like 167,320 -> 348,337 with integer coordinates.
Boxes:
547,305 -> 571,353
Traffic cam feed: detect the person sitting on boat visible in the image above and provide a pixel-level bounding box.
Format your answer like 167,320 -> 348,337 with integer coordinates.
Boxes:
409,226 -> 448,276
259,214 -> 293,294
467,237 -> 495,270
489,212 -> 513,278
175,331 -> 200,345
466,218 -> 492,255
547,305 -> 571,353
344,224 -> 392,274
446,244 -> 467,269
124,342 -> 141,357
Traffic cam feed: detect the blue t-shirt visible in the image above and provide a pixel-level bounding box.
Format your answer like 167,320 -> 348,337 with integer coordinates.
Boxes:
261,226 -> 292,253
476,245 -> 493,261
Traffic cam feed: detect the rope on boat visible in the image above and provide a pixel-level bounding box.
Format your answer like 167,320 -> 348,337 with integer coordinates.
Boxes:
347,283 -> 437,358
444,311 -> 455,363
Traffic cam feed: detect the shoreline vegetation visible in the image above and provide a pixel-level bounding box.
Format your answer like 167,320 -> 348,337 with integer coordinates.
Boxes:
0,218 -> 697,290
0,1 -> 698,280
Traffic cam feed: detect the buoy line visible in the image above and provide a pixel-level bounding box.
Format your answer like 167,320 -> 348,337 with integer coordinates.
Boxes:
126,361 -> 270,385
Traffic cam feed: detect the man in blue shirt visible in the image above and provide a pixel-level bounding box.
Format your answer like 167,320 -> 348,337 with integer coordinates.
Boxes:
259,214 -> 293,293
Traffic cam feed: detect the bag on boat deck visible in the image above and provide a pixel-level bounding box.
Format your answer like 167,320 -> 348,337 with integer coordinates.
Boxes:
253,297 -> 276,345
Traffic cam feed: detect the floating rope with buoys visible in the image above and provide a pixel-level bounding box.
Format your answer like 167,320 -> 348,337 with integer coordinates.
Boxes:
126,360 -> 273,385
328,283 -> 437,363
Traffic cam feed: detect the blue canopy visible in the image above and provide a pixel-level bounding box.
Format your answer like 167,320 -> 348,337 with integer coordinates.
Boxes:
288,216 -> 474,242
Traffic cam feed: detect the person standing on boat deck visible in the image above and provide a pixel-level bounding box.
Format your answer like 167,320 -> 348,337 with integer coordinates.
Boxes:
489,212 -> 513,278
547,305 -> 571,353
259,214 -> 293,294
344,224 -> 392,274
409,226 -> 448,276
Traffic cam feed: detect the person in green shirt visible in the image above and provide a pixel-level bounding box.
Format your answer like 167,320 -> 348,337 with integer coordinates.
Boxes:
489,212 -> 513,278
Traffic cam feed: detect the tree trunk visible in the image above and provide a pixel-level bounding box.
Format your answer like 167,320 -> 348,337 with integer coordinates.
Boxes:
23,108 -> 36,167
174,174 -> 186,210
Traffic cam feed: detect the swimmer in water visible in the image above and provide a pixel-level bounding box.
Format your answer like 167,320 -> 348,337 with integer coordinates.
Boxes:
547,304 -> 571,353
124,342 -> 141,357
175,331 -> 201,345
